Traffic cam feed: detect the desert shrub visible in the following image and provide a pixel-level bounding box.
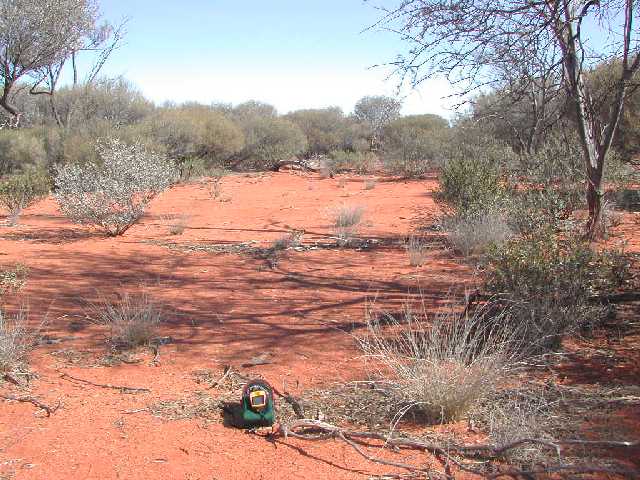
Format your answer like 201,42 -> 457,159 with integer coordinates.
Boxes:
0,308 -> 31,374
328,150 -> 377,174
240,117 -> 307,170
43,78 -> 154,129
0,129 -> 47,175
55,139 -> 176,236
140,106 -> 244,173
383,114 -> 449,177
88,291 -> 162,348
332,205 -> 364,245
0,168 -> 51,224
231,100 -> 278,125
406,236 -> 429,266
358,302 -> 517,424
437,156 -> 508,213
286,107 -> 349,156
444,209 -> 514,257
484,234 -> 627,351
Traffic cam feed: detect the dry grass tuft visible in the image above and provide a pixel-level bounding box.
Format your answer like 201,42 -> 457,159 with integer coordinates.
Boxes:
87,291 -> 163,348
445,210 -> 513,256
332,205 -> 365,245
364,179 -> 377,190
405,236 -> 429,266
358,300 -> 519,424
0,308 -> 31,374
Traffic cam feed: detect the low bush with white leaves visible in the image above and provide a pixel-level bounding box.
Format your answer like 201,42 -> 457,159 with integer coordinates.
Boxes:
55,139 -> 177,236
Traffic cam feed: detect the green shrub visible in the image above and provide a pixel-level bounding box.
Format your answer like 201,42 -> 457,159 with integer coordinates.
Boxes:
240,117 -> 307,170
484,234 -> 627,351
383,114 -> 449,177
0,129 -> 47,175
437,157 -> 508,213
0,168 -> 50,223
286,107 -> 349,156
140,106 -> 245,171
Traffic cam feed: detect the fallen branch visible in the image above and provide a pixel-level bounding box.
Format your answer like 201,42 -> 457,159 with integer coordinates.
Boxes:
280,420 -> 639,478
0,394 -> 59,416
59,372 -> 150,394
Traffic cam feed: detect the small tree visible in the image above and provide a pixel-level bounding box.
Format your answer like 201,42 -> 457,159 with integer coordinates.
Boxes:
381,0 -> 640,238
353,95 -> 402,149
0,0 -> 103,125
55,139 -> 176,236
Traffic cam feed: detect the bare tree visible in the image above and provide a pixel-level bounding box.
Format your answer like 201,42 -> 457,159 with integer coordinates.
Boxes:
380,0 -> 640,238
0,0 -> 110,127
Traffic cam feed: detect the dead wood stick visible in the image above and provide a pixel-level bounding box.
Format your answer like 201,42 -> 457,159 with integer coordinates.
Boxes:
282,420 -> 638,478
208,365 -> 233,389
59,372 -> 150,393
337,431 -> 448,479
0,394 -> 58,416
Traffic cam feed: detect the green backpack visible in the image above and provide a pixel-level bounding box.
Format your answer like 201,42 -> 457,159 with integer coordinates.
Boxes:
240,379 -> 275,428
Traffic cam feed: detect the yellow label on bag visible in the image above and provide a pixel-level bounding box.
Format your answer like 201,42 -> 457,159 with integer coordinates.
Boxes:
249,390 -> 267,409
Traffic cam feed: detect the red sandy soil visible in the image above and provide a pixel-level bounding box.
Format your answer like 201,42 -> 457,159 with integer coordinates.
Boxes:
0,171 -> 637,479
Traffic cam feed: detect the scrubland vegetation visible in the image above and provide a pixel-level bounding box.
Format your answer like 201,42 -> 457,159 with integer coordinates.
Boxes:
1,0 -> 639,479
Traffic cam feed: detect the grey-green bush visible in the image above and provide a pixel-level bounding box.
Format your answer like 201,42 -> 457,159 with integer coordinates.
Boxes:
55,139 -> 177,236
0,129 -> 47,175
240,117 -> 307,170
0,168 -> 50,224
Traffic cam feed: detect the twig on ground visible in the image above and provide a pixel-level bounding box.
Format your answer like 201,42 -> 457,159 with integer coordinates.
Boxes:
208,365 -> 233,390
280,420 -> 639,479
0,394 -> 59,416
59,372 -> 150,394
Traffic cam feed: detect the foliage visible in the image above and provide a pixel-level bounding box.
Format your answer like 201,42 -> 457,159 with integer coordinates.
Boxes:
0,264 -> 28,298
45,78 -> 154,128
484,234 -> 628,351
0,129 -> 47,175
240,117 -> 307,170
445,208 -> 514,257
0,167 -> 50,222
140,106 -> 245,170
0,0 -> 101,119
231,100 -> 277,125
55,139 -> 176,236
0,308 -> 30,373
383,114 -> 449,177
437,156 -> 508,214
332,205 -> 365,245
286,107 -> 349,155
353,95 -> 402,145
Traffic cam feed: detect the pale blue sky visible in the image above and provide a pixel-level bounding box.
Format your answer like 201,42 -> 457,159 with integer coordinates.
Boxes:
88,1 -> 456,117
